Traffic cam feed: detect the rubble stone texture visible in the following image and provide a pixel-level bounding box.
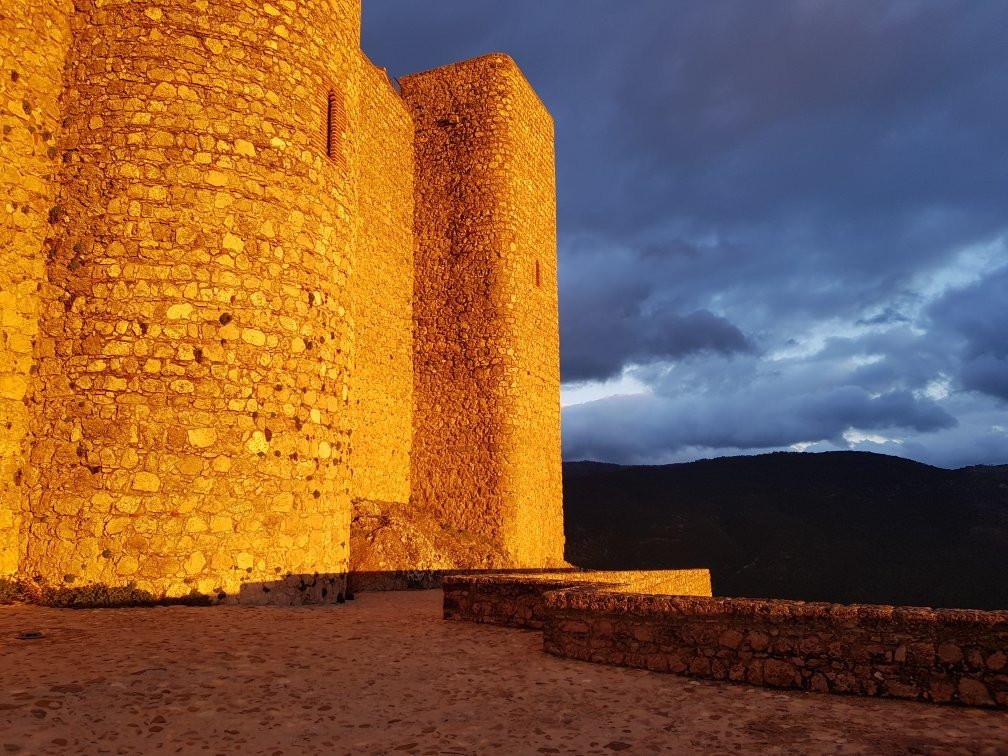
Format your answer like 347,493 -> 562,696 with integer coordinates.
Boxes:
402,58 -> 565,570
442,570 -> 714,629
1,0 -> 74,578
543,590 -> 1008,709
0,0 -> 565,602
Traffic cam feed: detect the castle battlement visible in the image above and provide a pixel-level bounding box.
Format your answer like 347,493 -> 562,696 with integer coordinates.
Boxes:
0,0 -> 563,602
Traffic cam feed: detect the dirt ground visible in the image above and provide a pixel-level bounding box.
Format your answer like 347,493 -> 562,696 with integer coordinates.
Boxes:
1,590 -> 1006,755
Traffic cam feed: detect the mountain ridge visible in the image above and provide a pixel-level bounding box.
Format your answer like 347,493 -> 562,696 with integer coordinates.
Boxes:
562,450 -> 1008,610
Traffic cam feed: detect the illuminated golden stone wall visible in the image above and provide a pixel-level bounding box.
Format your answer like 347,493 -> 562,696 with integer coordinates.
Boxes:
402,55 -> 565,569
346,55 -> 418,578
492,61 -> 565,566
349,57 -> 413,514
18,0 -> 362,602
0,0 -> 74,576
1,4 -> 567,600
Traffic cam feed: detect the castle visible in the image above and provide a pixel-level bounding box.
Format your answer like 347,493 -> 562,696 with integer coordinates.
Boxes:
0,0 -> 565,602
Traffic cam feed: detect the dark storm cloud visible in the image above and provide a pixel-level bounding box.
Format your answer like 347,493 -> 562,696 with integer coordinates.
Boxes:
960,357 -> 1008,403
558,241 -> 751,381
929,265 -> 1008,402
562,305 -> 750,383
363,1 -> 1008,466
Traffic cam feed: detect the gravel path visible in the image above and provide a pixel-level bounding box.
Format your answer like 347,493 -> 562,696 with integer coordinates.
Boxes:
1,591 -> 1005,754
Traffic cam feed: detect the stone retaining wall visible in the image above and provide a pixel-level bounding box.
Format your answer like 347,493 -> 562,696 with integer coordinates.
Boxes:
442,570 -> 713,629
543,590 -> 1008,709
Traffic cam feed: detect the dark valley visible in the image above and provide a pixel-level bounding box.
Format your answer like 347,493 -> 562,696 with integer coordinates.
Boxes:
563,451 -> 1008,610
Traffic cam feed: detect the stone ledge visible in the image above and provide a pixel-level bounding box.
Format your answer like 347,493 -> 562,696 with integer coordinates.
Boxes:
545,591 -> 1008,628
442,569 -> 713,629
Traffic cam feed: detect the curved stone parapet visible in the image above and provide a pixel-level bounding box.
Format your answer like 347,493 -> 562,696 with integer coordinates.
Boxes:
544,590 -> 1008,709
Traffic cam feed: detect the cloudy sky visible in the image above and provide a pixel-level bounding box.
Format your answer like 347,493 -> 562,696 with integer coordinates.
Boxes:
363,1 -> 1008,469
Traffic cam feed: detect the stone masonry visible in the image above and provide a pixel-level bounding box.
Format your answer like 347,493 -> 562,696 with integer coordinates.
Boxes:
544,590 -> 1008,709
1,0 -> 565,602
442,571 -> 714,629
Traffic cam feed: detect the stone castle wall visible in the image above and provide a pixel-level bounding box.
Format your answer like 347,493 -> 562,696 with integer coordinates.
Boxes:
402,55 -> 564,569
489,61 -> 564,566
0,0 -> 75,576
544,591 -> 1008,709
1,4 -> 566,600
15,0 -> 363,601
349,56 -> 413,515
345,54 -> 419,579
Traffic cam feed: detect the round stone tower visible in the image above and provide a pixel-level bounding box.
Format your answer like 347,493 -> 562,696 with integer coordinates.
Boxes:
0,0 -> 75,576
21,0 -> 363,602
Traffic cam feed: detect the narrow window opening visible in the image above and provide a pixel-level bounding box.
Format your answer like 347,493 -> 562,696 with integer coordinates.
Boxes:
319,89 -> 347,165
326,92 -> 336,158
535,260 -> 541,288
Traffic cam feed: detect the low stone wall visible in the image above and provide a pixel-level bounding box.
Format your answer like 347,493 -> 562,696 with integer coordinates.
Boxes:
543,590 -> 1008,709
442,570 -> 712,629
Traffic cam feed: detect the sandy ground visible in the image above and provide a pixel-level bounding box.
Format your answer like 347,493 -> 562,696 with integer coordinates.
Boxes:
1,591 -> 1006,755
